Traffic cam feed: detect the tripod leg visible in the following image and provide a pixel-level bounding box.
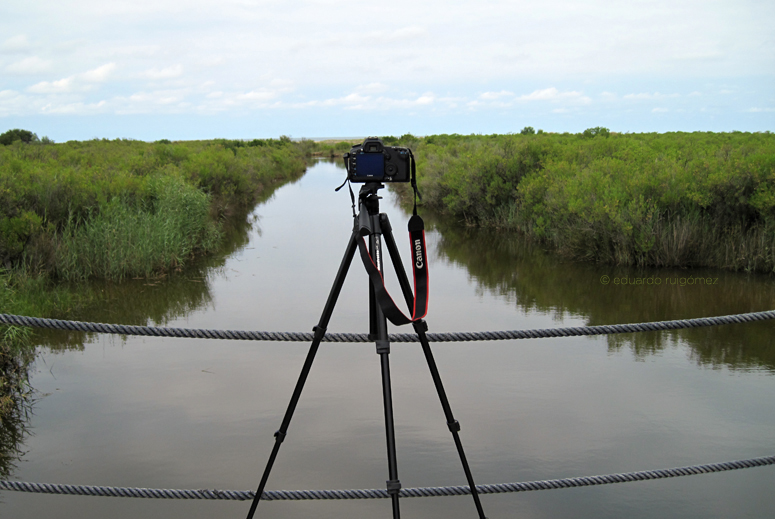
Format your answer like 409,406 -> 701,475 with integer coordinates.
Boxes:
378,338 -> 402,519
370,224 -> 403,519
414,324 -> 487,519
381,215 -> 487,519
245,231 -> 360,519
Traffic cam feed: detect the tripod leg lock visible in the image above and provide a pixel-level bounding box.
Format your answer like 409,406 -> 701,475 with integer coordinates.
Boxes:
386,479 -> 402,495
379,213 -> 392,232
413,319 -> 428,333
447,420 -> 461,433
312,325 -> 327,341
376,340 -> 391,354
273,430 -> 287,443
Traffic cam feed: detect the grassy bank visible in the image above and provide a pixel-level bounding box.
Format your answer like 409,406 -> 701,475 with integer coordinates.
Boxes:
394,131 -> 775,273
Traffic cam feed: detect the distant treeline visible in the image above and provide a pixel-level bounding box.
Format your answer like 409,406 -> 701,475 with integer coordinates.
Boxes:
388,130 -> 775,274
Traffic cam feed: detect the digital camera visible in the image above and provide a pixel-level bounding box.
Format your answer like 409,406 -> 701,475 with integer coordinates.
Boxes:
344,137 -> 411,183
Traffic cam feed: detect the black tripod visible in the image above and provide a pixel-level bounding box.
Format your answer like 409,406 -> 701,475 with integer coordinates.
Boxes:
245,183 -> 487,519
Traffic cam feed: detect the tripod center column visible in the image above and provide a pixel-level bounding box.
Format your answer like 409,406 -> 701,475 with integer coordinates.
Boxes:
365,193 -> 402,518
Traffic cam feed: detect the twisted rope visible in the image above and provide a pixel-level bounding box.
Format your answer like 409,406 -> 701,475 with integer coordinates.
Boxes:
2,455 -> 773,500
1,310 -> 774,343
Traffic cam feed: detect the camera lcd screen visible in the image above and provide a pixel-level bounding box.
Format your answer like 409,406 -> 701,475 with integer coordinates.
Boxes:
355,153 -> 384,178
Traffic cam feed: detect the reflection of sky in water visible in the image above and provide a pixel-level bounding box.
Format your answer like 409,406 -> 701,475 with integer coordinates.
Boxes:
5,160 -> 775,519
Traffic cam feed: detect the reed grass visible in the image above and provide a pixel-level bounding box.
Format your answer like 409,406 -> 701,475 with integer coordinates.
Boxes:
54,176 -> 220,281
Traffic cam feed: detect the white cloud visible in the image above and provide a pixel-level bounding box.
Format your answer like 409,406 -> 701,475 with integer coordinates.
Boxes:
670,52 -> 725,63
109,44 -> 162,57
480,90 -> 514,100
623,92 -> 680,100
28,76 -> 76,93
651,107 -> 669,113
363,93 -> 437,110
142,64 -> 184,79
324,92 -> 370,108
129,90 -> 184,104
1,35 -> 31,53
41,100 -> 107,114
362,26 -> 428,44
0,90 -> 25,116
519,88 -> 560,101
81,63 -> 117,82
5,56 -> 52,74
110,89 -> 195,114
238,90 -> 278,102
355,83 -> 390,95
284,91 -> 442,111
26,63 -> 116,93
517,87 -> 591,104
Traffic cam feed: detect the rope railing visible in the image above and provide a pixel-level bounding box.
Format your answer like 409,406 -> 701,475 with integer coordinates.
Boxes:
2,310 -> 773,503
2,454 -> 773,500
2,309 -> 774,343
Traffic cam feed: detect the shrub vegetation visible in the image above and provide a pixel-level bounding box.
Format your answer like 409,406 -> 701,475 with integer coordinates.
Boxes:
0,136 -> 309,280
393,131 -> 775,273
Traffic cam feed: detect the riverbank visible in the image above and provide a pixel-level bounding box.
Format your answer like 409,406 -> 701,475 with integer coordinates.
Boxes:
392,131 -> 775,274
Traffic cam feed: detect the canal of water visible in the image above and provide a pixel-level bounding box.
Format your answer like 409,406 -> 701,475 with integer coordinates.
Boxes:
2,159 -> 775,518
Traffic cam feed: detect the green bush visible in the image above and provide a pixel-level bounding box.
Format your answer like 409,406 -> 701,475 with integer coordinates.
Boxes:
405,131 -> 775,272
0,129 -> 38,145
0,137 -> 309,276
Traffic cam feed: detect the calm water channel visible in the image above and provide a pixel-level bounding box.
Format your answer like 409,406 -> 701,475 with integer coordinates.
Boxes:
3,159 -> 775,518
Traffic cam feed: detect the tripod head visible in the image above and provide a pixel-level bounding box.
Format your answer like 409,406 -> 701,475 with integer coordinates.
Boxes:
357,182 -> 384,236
358,182 -> 384,208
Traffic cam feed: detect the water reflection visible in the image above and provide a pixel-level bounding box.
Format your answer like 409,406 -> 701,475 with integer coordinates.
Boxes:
0,348 -> 33,479
425,216 -> 775,371
33,177 -> 298,353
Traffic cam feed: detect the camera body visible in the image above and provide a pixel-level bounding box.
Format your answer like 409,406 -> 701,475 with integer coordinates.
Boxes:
344,137 -> 411,183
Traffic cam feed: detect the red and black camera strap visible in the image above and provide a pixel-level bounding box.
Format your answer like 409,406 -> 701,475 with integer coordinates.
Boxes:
357,213 -> 428,326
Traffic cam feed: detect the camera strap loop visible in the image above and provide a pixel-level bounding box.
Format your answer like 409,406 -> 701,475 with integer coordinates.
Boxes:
335,177 -> 357,218
408,150 -> 422,216
357,215 -> 429,326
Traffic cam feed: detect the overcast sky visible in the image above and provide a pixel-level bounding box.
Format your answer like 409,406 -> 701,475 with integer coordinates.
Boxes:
1,0 -> 773,141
